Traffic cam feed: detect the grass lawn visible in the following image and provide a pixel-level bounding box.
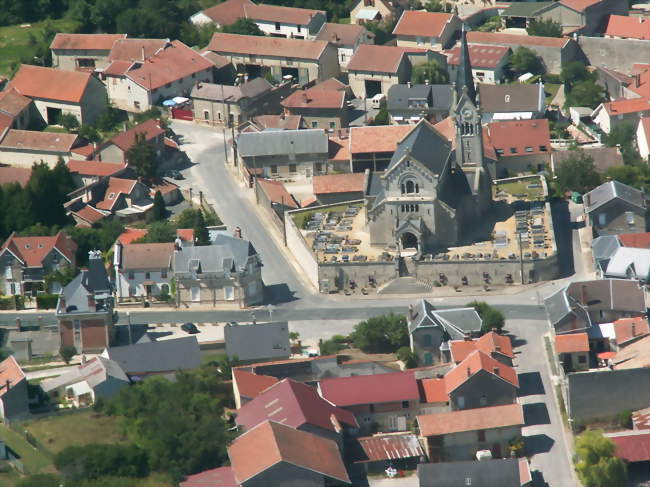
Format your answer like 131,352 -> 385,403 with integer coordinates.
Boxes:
495,179 -> 544,200
24,410 -> 126,455
0,19 -> 80,77
42,125 -> 69,134
544,83 -> 561,104
0,467 -> 22,486
0,424 -> 52,474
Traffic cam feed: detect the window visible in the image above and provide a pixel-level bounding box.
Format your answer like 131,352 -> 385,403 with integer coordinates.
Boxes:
401,179 -> 419,194
134,101 -> 140,109
289,164 -> 297,173
495,149 -> 504,156
477,430 -> 486,442
275,22 -> 281,30
479,395 -> 487,406
297,25 -> 301,33
203,110 -> 210,120
77,58 -> 96,68
422,334 -> 432,346
191,73 -> 196,79
311,121 -> 319,128
161,270 -> 167,278
329,121 -> 336,129
217,112 -> 222,121
598,213 -> 607,226
315,163 -> 323,172
364,0 -> 374,5
369,404 -> 375,413
525,146 -> 533,152
416,36 -> 423,46
540,145 -> 547,152
145,272 -> 150,279
225,286 -> 235,301
626,211 -> 636,226
401,400 -> 409,409
271,165 -> 278,174
128,272 -> 134,280
510,147 -> 517,154
578,355 -> 587,363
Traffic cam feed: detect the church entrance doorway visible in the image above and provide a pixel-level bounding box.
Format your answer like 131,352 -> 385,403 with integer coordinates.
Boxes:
401,232 -> 418,250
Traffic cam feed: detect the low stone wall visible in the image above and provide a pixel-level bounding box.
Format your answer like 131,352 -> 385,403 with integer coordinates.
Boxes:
285,207 -> 320,288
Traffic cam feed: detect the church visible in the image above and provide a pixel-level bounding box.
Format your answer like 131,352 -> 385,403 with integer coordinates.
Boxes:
366,28 -> 494,254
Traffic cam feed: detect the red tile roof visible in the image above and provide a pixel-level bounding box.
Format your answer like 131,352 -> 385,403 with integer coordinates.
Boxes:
0,88 -> 32,117
108,38 -> 169,62
245,3 -> 325,24
605,15 -> 650,40
0,166 -> 31,187
107,119 -> 165,153
603,97 -> 650,115
467,31 -> 570,48
256,178 -> 298,208
356,433 -> 424,463
349,125 -> 412,154
347,44 -> 409,73
67,160 -> 126,177
555,332 -> 590,353
73,205 -> 106,225
208,33 -> 329,61
614,317 -> 650,345
0,129 -> 79,153
176,229 -> 194,242
393,11 -> 456,38
201,0 -> 255,25
149,179 -> 179,196
619,232 -> 650,248
0,356 -> 25,398
96,177 -> 138,210
319,370 -> 419,406
181,467 -> 238,487
450,333 -> 513,363
446,43 -> 509,69
117,228 -> 149,245
236,378 -> 358,432
9,65 -> 93,103
0,231 -> 76,267
124,41 -> 214,91
70,143 -> 95,158
444,350 -> 519,394
282,88 -> 345,110
233,368 -> 279,399
251,114 -> 302,130
50,33 -> 126,51
103,60 -> 134,77
609,431 -> 650,462
487,119 -> 550,157
328,134 -> 351,162
560,0 -> 601,11
228,420 -> 350,484
313,173 -> 365,195
417,403 -> 524,436
420,377 -> 449,403
316,22 -> 371,45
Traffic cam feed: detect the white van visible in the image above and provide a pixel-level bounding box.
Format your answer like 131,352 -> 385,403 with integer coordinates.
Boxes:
370,93 -> 386,109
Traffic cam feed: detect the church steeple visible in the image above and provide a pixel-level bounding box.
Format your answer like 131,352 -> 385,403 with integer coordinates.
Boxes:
456,25 -> 476,105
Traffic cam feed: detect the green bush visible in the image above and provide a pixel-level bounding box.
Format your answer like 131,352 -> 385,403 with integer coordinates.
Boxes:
0,295 -> 16,310
618,410 -> 633,429
397,346 -> 418,368
319,338 -> 346,355
36,294 -> 59,309
350,313 -> 408,353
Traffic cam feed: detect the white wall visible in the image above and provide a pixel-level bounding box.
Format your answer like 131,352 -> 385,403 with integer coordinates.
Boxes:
637,119 -> 650,160
116,269 -> 171,298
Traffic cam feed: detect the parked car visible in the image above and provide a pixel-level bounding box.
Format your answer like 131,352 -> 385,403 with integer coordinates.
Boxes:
181,322 -> 199,334
165,170 -> 183,180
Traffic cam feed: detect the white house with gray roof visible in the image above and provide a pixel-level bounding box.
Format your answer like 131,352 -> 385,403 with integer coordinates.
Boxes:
407,299 -> 482,365
113,242 -> 174,301
237,128 -> 329,179
172,235 -> 263,308
477,82 -> 546,123
583,180 -> 646,237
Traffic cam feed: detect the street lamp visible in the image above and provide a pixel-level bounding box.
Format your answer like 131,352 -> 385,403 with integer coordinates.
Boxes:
126,311 -> 132,345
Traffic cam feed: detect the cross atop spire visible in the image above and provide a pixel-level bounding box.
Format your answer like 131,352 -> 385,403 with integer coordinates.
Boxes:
456,25 -> 476,105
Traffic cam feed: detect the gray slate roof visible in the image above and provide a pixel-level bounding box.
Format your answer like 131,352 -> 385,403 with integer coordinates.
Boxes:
173,235 -> 257,274
408,299 -> 482,339
501,1 -> 552,17
190,78 -> 272,102
237,129 -> 328,157
60,255 -> 112,314
103,336 -> 200,375
592,235 -> 621,262
42,356 -> 128,393
583,180 -> 645,214
386,120 -> 452,176
224,321 -> 290,361
386,84 -> 452,112
478,83 -> 542,113
418,459 -> 521,487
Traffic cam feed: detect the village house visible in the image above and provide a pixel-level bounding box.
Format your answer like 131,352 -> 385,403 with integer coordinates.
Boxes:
227,420 -> 350,486
235,378 -> 358,443
417,403 -> 525,462
56,251 -> 115,353
191,0 -> 327,40
418,458 -> 529,487
67,160 -> 127,188
0,130 -> 82,168
393,11 -> 461,50
191,78 -> 277,127
544,279 -> 646,334
313,173 -> 366,205
486,119 -> 551,176
449,331 -> 515,367
477,83 -> 546,123
386,83 -> 452,125
281,79 -> 353,129
592,97 -> 650,134
102,40 -> 214,113
605,14 -> 650,40
349,0 -> 395,24
237,128 -> 329,179
113,242 -> 174,300
94,177 -> 152,215
0,356 -> 28,420
50,33 -> 127,71
0,89 -> 33,132
318,370 -> 421,433
172,234 -> 264,308
346,44 -> 413,99
407,300 -> 483,365
8,64 -> 107,125
41,356 -> 129,408
232,368 -> 279,409
445,43 -> 511,85
225,321 -> 290,362
611,316 -> 650,350
0,231 -> 77,296
315,23 -> 375,69
346,123 -> 412,172
93,119 -> 166,163
207,33 -> 339,85
603,246 -> 650,283
444,350 -> 519,410
555,332 -> 590,372
583,180 -> 647,236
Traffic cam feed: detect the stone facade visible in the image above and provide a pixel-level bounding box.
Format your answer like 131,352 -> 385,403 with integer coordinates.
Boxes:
448,371 -> 517,411
59,316 -> 114,352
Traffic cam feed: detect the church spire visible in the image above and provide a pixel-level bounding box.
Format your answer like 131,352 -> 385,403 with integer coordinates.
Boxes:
456,25 -> 476,105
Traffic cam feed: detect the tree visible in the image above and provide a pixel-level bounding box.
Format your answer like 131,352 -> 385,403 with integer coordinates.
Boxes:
527,19 -> 563,37
60,113 -> 80,132
95,103 -> 123,133
604,122 -> 643,165
561,61 -> 593,89
411,60 -> 449,84
575,430 -> 627,487
350,313 -> 408,353
23,160 -> 74,230
509,46 -> 543,76
79,124 -> 101,143
60,345 -> 77,364
136,221 -> 176,243
44,264 -> 77,293
193,210 -> 210,245
566,79 -> 605,109
152,190 -> 166,221
555,149 -> 601,193
370,107 -> 389,126
477,15 -> 501,32
320,338 -> 346,355
397,346 -> 418,368
221,18 -> 265,36
55,443 -> 148,481
467,301 -> 505,333
423,0 -> 446,11
126,132 -> 157,184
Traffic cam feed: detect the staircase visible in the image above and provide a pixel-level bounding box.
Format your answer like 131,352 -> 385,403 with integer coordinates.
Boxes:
377,277 -> 433,295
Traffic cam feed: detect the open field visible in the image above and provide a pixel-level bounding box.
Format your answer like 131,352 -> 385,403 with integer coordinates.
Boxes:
0,424 -> 52,474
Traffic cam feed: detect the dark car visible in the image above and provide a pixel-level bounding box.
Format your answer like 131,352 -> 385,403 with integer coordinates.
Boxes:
165,170 -> 183,180
181,322 -> 199,334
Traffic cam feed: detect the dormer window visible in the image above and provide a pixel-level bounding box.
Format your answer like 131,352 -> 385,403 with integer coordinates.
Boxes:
38,243 -> 44,248
24,244 -> 30,249
108,192 -> 115,199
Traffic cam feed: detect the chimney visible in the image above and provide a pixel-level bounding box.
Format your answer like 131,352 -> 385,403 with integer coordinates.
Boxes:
493,367 -> 500,376
244,73 -> 249,83
234,226 -> 242,239
5,380 -> 10,391
632,321 -> 637,337
636,73 -> 641,89
81,355 -> 87,365
94,142 -> 100,161
425,79 -> 430,85
466,367 -> 471,377
141,45 -> 145,61
407,81 -> 411,88
463,334 -> 471,341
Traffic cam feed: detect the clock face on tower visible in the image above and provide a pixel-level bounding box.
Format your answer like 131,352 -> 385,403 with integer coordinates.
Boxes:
461,108 -> 473,120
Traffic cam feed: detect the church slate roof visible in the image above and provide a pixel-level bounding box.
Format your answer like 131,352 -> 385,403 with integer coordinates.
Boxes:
386,120 -> 452,175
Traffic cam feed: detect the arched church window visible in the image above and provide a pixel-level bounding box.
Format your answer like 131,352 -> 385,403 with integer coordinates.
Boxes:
402,179 -> 419,194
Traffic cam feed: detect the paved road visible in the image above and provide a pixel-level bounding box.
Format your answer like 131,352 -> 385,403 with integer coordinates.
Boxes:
25,365 -> 76,380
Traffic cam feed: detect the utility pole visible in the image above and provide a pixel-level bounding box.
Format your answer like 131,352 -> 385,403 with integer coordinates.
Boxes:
222,127 -> 229,164
518,231 -> 525,285
281,195 -> 287,247
189,187 -> 193,206
126,311 -> 132,345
